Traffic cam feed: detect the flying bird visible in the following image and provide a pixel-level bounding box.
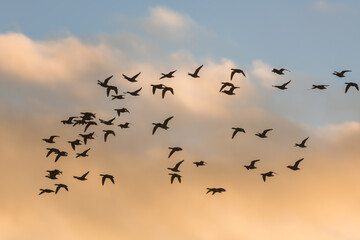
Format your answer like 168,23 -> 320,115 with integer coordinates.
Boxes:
76,148 -> 90,158
232,127 -> 246,139
219,82 -> 235,92
79,132 -> 95,145
221,85 -> 239,95
272,80 -> 291,90
287,158 -> 304,171
188,65 -> 203,78
125,87 -> 142,96
168,147 -> 183,158
169,173 -> 182,184
68,139 -> 82,150
99,117 -> 116,125
80,112 -> 96,121
230,68 -> 246,80
106,85 -> 118,97
333,70 -> 351,78
295,137 -> 309,148
54,151 -> 68,163
100,174 -> 115,185
152,116 -> 174,135
345,82 -> 359,93
206,188 -> 226,195
193,161 -> 207,167
55,184 -> 68,194
97,75 -> 113,88
39,189 -> 54,195
84,121 -> 97,132
162,86 -> 174,99
151,84 -> 165,94
122,72 -> 141,82
61,116 -> 78,125
73,171 -> 90,181
167,160 -> 184,172
118,122 -> 131,129
111,94 -> 125,100
46,169 -> 63,180
114,108 -> 130,116
272,68 -> 290,75
255,129 -> 273,138
160,70 -> 177,80
42,135 -> 59,143
46,148 -> 60,158
103,130 -> 115,142
244,159 -> 260,170
309,85 -> 329,90
261,171 -> 277,182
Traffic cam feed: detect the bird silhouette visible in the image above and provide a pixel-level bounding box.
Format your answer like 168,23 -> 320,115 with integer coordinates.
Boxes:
345,82 -> 359,93
193,161 -> 207,167
76,148 -> 90,158
309,84 -> 329,90
206,188 -> 226,195
61,116 -> 78,125
80,112 -> 96,121
333,70 -> 351,78
151,84 -> 165,94
272,68 -> 290,75
39,189 -> 54,195
244,159 -> 260,170
272,80 -> 291,90
168,147 -> 183,158
114,108 -> 130,116
55,184 -> 68,194
42,135 -> 59,143
152,116 -> 174,135
287,158 -> 304,171
221,86 -> 239,95
106,85 -> 118,97
73,171 -> 90,181
160,70 -> 176,80
261,171 -> 277,182
67,139 -> 82,151
54,151 -> 68,163
111,94 -> 125,100
162,86 -> 174,99
168,160 -> 184,172
169,173 -> 181,184
295,137 -> 309,148
122,72 -> 141,82
188,65 -> 203,78
118,122 -> 131,129
125,87 -> 142,96
230,68 -> 246,80
219,82 -> 235,92
103,130 -> 115,142
255,129 -> 273,138
100,174 -> 115,185
46,148 -> 60,158
99,117 -> 116,126
46,169 -> 63,179
84,121 -> 97,132
79,132 -> 95,145
232,127 -> 246,139
97,75 -> 113,88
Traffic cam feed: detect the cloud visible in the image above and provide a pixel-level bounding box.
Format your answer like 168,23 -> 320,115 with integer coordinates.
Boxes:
312,1 -> 346,14
251,59 -> 277,88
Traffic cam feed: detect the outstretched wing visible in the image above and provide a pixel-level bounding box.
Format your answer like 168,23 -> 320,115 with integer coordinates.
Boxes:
194,65 -> 203,75
134,87 -> 142,94
341,70 -> 351,74
283,80 -> 291,87
81,171 -> 90,178
152,125 -> 159,135
232,129 -> 238,139
345,84 -> 351,93
294,158 -> 304,168
174,160 -> 184,170
262,174 -> 267,182
168,149 -> 175,158
263,129 -> 273,135
301,137 -> 309,145
163,116 -> 174,126
109,177 -> 115,184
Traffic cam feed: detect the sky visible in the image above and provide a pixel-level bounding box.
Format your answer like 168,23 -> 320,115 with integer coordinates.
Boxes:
1,1 -> 360,240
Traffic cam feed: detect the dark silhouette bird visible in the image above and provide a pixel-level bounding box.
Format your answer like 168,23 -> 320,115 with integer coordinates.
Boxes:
152,116 -> 174,135
114,108 -> 130,116
273,80 -> 291,90
162,86 -> 174,99
188,65 -> 203,78
79,132 -> 95,145
168,160 -> 184,172
83,121 -> 97,132
39,189 -> 54,195
221,86 -> 239,95
244,159 -> 260,170
219,82 -> 235,92
151,84 -> 165,94
46,169 -> 62,179
168,147 -> 183,158
99,117 -> 116,126
232,127 -> 246,139
118,122 -> 131,129
295,137 -> 309,148
111,94 -> 125,100
125,87 -> 142,96
345,82 -> 359,93
72,118 -> 88,127
255,129 -> 273,138
122,72 -> 141,82
160,70 -> 176,80
333,70 -> 351,78
73,171 -> 90,181
68,139 -> 82,150
61,116 -> 78,125
46,148 -> 60,158
309,85 -> 329,90
261,171 -> 277,182
169,173 -> 181,184
97,75 -> 113,87
80,112 -> 96,121
206,188 -> 226,195
272,68 -> 290,75
42,135 -> 59,143
287,158 -> 304,171
54,151 -> 68,163
76,148 -> 90,158
230,68 -> 246,80
55,184 -> 68,194
103,130 -> 115,142
100,174 -> 115,185
106,85 -> 118,97
193,161 -> 207,167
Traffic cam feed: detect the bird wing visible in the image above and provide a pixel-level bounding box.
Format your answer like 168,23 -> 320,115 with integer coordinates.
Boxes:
341,70 -> 351,74
294,158 -> 304,168
55,186 -> 60,194
54,154 -> 61,162
230,70 -> 236,80
262,174 -> 266,182
134,87 -> 142,94
283,80 -> 291,87
104,132 -> 109,142
194,65 -> 203,75
122,74 -> 129,80
174,160 -> 184,170
163,116 -> 174,126
151,85 -> 156,94
102,176 -> 105,185
109,177 -> 115,184
103,75 -> 113,85
170,174 -> 175,184
169,70 -> 177,75
162,89 -> 166,99
82,171 -> 90,178
152,125 -> 159,135
345,84 -> 351,93
168,149 -> 175,158
133,72 -> 141,79
263,129 -> 273,134
301,137 -> 309,145
250,159 -> 260,166
178,175 -> 181,183
232,130 -> 238,139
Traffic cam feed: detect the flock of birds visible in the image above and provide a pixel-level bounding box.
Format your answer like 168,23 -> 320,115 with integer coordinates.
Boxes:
39,65 -> 356,196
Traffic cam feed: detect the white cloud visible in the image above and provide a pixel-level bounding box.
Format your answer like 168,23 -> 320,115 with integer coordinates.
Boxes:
312,1 -> 345,13
250,59 -> 276,88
